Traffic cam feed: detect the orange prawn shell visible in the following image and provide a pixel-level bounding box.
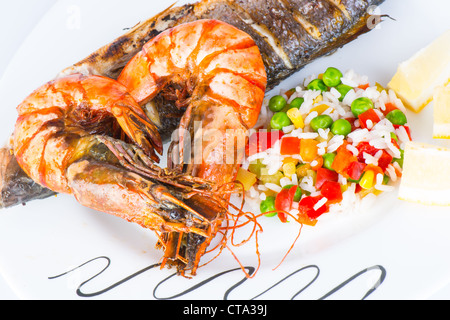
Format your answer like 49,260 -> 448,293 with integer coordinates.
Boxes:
13,74 -> 151,193
118,19 -> 267,129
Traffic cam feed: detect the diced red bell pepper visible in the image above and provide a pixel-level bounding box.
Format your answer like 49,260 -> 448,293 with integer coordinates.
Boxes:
382,102 -> 398,116
246,130 -> 284,156
358,83 -> 370,90
377,150 -> 393,172
315,167 -> 339,189
358,109 -> 380,129
321,181 -> 343,204
280,136 -> 301,155
331,143 -> 357,178
346,161 -> 366,181
356,141 -> 379,163
345,117 -> 359,133
298,196 -> 329,220
275,186 -> 298,223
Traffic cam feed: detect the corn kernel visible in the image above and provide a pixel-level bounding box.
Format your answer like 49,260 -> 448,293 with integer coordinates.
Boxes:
286,108 -> 305,129
341,184 -> 349,193
236,167 -> 257,191
313,95 -> 323,104
296,163 -> 311,178
282,162 -> 297,177
360,170 -> 375,190
282,157 -> 299,166
310,104 -> 330,115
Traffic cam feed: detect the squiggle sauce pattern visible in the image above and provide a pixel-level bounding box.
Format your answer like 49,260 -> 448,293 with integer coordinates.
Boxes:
49,256 -> 386,299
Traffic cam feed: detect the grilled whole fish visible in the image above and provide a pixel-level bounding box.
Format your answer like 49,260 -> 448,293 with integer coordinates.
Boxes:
60,0 -> 385,88
1,0 -> 385,208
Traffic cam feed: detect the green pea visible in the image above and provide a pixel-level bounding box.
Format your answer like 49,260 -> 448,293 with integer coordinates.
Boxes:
307,79 -> 328,92
331,119 -> 352,136
386,109 -> 407,125
390,132 -> 399,142
322,153 -> 336,171
270,112 -> 292,130
394,149 -> 405,168
310,115 -> 334,132
269,95 -> 287,112
282,185 -> 303,202
288,97 -> 304,110
322,67 -> 343,87
260,196 -> 277,217
335,84 -> 353,101
351,97 -> 374,117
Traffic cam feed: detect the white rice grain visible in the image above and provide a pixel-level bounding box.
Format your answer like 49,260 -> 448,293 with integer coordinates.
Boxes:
376,173 -> 384,186
346,143 -> 359,156
291,173 -> 298,186
342,89 -> 357,106
297,132 -> 319,140
314,197 -> 328,211
363,152 -> 378,166
300,176 -> 316,193
385,164 -> 398,182
249,186 -> 259,198
338,174 -> 348,185
265,183 -> 282,193
330,87 -> 342,99
257,184 -> 268,191
304,111 -> 319,125
375,184 -> 395,192
318,128 -> 330,140
282,125 -> 296,134
280,177 -> 293,187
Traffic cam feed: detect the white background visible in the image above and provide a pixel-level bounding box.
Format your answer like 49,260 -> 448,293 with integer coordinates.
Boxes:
0,0 -> 57,299
0,0 -> 449,300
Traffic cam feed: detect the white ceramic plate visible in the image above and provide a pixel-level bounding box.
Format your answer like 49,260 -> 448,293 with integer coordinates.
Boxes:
0,0 -> 449,300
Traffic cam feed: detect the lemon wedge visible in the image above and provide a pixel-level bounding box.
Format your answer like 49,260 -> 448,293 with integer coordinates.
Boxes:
388,30 -> 450,113
433,84 -> 450,139
398,141 -> 450,206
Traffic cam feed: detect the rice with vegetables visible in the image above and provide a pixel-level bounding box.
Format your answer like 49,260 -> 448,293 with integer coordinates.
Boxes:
237,68 -> 412,226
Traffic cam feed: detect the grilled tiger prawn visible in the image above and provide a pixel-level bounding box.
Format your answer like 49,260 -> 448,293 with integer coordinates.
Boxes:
117,19 -> 266,274
12,20 -> 266,275
14,73 -> 211,226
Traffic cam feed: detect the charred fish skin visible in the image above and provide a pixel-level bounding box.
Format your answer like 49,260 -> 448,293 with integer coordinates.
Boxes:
0,148 -> 55,208
191,0 -> 385,88
60,0 -> 385,89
